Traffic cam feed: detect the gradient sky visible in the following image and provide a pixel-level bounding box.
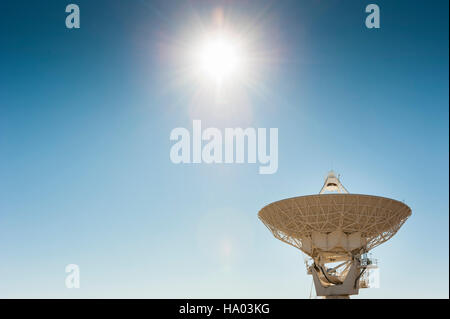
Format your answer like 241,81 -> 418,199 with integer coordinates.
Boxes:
0,0 -> 448,298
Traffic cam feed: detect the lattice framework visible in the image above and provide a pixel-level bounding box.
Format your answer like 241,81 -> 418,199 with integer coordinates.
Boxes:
258,194 -> 411,257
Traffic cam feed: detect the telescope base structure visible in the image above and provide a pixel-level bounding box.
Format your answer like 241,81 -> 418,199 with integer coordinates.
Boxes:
309,258 -> 362,298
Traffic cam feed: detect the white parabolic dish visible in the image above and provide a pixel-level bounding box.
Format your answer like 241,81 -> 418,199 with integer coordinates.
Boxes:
258,194 -> 412,262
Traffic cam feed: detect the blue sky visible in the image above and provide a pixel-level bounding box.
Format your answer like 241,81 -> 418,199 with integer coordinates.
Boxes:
0,0 -> 448,298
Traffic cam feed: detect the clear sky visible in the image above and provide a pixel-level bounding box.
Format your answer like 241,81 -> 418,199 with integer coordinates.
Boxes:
0,0 -> 448,298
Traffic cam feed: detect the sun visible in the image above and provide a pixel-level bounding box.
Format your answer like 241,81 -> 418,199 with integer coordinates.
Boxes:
199,37 -> 239,79
194,32 -> 244,83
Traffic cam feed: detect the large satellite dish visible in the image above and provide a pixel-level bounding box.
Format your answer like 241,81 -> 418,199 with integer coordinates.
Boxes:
258,171 -> 411,298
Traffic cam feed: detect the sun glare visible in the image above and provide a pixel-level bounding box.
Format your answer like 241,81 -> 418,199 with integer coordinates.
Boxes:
195,33 -> 244,83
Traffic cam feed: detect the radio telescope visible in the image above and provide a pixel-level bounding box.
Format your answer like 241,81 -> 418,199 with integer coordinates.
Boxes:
258,171 -> 411,298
